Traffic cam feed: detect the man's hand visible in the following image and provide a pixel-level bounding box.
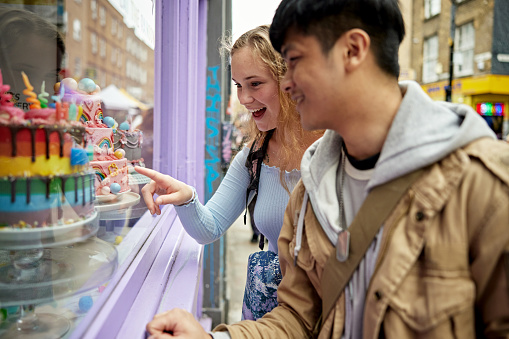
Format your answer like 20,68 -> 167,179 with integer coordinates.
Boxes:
135,167 -> 194,215
146,308 -> 212,339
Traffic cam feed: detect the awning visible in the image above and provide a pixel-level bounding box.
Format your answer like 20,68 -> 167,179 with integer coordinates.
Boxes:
100,84 -> 138,111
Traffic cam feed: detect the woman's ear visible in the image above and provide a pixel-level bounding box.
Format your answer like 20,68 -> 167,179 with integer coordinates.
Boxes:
343,29 -> 370,72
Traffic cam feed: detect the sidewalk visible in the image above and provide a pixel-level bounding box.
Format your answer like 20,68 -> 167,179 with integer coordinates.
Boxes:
226,213 -> 259,324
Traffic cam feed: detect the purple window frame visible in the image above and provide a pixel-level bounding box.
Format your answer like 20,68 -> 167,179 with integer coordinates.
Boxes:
70,0 -> 208,337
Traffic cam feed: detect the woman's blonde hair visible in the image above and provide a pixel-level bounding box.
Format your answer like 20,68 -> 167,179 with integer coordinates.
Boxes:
225,25 -> 321,192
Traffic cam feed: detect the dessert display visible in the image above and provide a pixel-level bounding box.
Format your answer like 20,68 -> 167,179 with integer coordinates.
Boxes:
0,71 -> 95,230
113,120 -> 145,169
58,77 -> 130,200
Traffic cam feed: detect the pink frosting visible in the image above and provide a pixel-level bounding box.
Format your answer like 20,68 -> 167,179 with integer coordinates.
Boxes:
24,108 -> 56,122
0,105 -> 25,121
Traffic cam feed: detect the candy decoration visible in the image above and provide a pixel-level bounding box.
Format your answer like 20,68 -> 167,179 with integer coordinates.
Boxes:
101,186 -> 111,195
38,81 -> 49,108
69,101 -> 77,121
21,71 -> 41,109
70,148 -> 89,166
119,122 -> 130,131
103,116 -> 115,128
114,236 -> 123,245
86,144 -> 94,161
114,149 -> 125,159
51,81 -> 65,103
78,78 -> 96,94
61,77 -> 78,91
0,70 -> 11,106
78,296 -> 93,312
110,183 -> 121,194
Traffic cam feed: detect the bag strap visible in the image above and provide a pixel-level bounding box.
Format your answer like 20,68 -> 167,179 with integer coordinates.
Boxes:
319,168 -> 425,325
244,129 -> 275,250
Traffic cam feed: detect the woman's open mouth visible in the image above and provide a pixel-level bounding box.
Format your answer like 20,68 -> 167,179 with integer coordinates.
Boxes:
251,107 -> 266,119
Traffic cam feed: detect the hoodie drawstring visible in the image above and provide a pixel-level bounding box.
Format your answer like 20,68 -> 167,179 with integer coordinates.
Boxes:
294,191 -> 308,266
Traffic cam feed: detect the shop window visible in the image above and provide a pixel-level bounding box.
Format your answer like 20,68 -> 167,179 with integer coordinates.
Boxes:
423,35 -> 439,83
424,0 -> 441,19
454,22 -> 474,77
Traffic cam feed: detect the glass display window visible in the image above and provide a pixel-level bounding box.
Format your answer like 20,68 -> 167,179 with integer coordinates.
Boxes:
0,1 -> 209,338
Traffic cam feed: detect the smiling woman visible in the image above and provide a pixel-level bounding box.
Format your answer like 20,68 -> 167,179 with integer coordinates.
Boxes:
140,24 -> 323,325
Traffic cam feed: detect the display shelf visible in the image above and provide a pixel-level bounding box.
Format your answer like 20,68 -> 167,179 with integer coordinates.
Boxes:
94,192 -> 140,213
0,212 -> 99,251
94,188 -> 132,204
0,237 -> 118,339
0,237 -> 118,307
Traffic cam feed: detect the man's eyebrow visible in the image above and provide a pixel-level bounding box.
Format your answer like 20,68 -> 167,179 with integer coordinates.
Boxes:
281,44 -> 293,59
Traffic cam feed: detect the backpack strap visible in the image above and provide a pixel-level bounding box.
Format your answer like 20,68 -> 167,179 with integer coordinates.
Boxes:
244,129 -> 275,250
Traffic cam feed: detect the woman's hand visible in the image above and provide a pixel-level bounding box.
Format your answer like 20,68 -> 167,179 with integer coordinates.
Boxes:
146,308 -> 212,339
134,167 -> 194,215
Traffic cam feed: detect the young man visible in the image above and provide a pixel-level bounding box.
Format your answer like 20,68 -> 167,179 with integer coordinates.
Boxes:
146,0 -> 509,338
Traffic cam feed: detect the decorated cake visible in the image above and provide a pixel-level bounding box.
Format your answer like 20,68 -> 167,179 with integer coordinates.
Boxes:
113,121 -> 145,169
0,71 -> 95,229
59,78 -> 130,199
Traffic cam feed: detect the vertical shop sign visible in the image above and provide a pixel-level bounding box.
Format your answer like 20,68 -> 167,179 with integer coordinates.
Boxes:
205,65 -> 221,202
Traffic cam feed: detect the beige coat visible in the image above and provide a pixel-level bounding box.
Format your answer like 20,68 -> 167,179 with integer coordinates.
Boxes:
215,138 -> 509,338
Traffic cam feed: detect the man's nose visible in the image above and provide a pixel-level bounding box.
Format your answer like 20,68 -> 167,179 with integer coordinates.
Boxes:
280,71 -> 292,93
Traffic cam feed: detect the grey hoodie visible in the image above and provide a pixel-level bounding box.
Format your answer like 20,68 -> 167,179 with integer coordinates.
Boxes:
296,80 -> 496,339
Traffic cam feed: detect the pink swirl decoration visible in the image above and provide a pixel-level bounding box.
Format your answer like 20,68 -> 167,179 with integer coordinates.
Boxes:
0,69 -> 25,120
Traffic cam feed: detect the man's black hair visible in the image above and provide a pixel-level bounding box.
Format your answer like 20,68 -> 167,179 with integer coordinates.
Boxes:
269,0 -> 405,78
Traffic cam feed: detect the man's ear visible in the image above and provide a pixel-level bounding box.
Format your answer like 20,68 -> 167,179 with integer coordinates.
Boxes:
343,29 -> 370,72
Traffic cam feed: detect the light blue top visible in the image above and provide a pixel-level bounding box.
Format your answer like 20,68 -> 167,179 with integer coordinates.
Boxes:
175,146 -> 301,253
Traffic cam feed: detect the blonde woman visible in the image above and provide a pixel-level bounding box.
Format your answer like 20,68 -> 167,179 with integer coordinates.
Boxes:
136,25 -> 322,320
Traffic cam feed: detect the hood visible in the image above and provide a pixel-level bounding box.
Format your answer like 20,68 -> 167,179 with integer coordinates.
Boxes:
299,80 -> 496,244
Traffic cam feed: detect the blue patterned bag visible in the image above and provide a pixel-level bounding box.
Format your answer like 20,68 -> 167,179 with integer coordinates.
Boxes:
241,250 -> 282,321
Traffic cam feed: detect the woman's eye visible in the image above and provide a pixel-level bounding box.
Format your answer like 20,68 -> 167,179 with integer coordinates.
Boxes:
251,82 -> 261,87
234,83 -> 241,88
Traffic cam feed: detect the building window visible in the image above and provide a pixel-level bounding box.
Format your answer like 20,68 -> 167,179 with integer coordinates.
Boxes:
111,19 -> 117,36
100,39 -> 106,59
74,57 -> 82,77
91,0 -> 97,20
454,22 -> 474,76
99,7 -> 106,27
424,0 -> 441,19
423,35 -> 439,83
91,33 -> 97,54
73,19 -> 81,41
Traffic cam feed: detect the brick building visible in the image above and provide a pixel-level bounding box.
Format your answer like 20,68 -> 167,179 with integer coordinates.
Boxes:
64,0 -> 154,104
409,0 -> 509,138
